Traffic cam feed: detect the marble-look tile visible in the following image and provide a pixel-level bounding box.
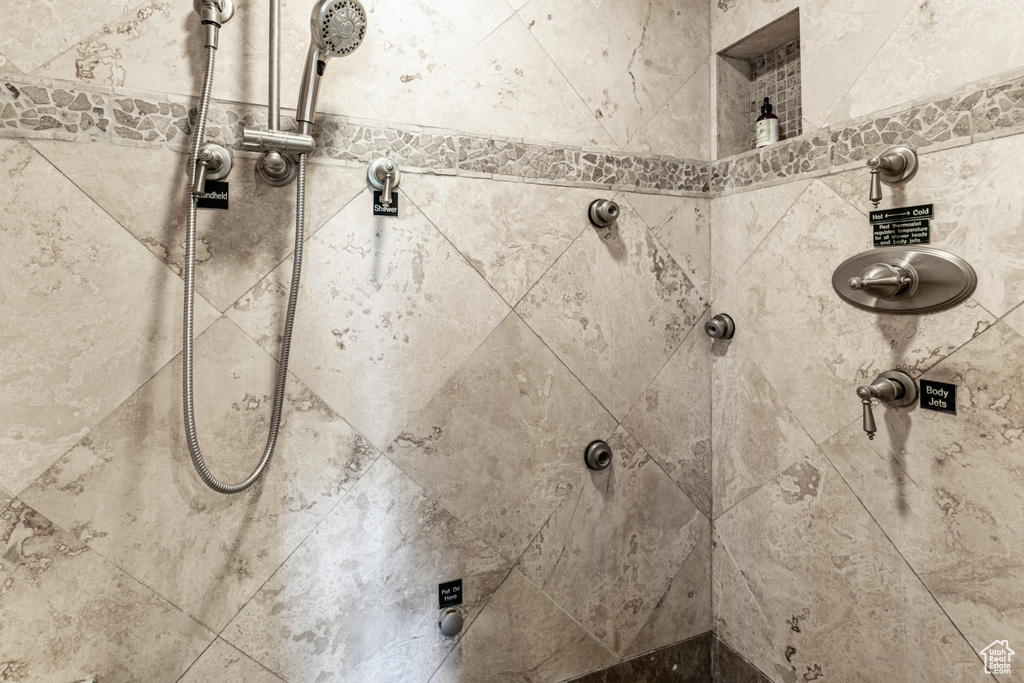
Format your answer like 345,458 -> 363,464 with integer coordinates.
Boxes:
411,16 -> 615,149
713,180 -> 995,443
832,0 -> 1024,126
518,427 -> 706,655
626,524 -> 712,657
521,0 -> 709,149
711,0 -> 799,55
229,187 -> 509,450
0,500 -> 214,681
571,633 -> 713,683
223,456 -> 511,683
821,320 -> 1024,659
713,454 -> 988,682
1007,303 -> 1024,337
0,140 -> 218,493
0,487 -> 12,510
800,0 -> 918,128
824,134 -> 1024,317
0,0 -> 131,74
712,637 -> 772,683
711,347 -> 819,517
622,315 -> 711,513
517,195 -> 707,419
22,318 -> 377,631
626,61 -> 711,161
626,193 -> 710,299
430,569 -> 616,683
33,140 -> 366,311
709,179 -> 809,298
390,313 -> 617,561
179,639 -> 284,683
404,174 -> 595,305
34,0 -> 380,122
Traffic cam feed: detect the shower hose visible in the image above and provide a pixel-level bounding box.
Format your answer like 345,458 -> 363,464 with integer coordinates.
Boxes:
182,45 -> 306,493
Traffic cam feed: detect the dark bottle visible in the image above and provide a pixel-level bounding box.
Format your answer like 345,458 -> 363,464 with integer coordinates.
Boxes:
755,97 -> 779,148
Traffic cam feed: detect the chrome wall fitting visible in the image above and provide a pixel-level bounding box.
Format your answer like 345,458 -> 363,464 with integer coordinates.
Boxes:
856,370 -> 917,440
588,199 -> 620,228
584,440 -> 612,470
832,246 -> 977,315
439,607 -> 465,638
368,157 -> 401,207
191,142 -> 232,196
705,313 -> 735,340
867,146 -> 918,208
194,0 -> 234,48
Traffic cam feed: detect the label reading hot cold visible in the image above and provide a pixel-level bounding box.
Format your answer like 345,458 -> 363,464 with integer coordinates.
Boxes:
920,379 -> 956,415
869,204 -> 934,224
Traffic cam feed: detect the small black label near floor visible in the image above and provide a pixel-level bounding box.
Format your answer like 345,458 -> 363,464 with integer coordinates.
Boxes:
920,379 -> 956,415
373,190 -> 399,216
870,203 -> 932,247
196,180 -> 229,210
438,579 -> 462,608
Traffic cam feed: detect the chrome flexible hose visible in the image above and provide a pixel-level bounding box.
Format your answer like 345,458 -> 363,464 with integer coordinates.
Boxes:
183,45 -> 307,493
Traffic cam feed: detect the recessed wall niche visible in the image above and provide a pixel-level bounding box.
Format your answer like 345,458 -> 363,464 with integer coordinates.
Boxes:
716,10 -> 801,158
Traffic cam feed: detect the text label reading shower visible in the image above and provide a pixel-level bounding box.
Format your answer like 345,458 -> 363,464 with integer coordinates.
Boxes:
920,379 -> 957,415
373,191 -> 399,216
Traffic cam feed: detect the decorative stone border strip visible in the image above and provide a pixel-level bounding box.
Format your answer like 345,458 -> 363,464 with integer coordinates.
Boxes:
2,70 -> 1023,197
0,75 -> 708,196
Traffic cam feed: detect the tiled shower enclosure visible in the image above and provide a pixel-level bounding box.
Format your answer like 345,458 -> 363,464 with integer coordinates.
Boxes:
2,0 -> 1024,682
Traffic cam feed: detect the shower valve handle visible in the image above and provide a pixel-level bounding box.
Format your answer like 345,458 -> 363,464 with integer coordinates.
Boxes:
854,370 -> 917,440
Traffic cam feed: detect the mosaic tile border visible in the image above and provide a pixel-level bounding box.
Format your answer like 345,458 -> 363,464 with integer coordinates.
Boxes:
0,75 -> 708,196
3,69 -> 1024,197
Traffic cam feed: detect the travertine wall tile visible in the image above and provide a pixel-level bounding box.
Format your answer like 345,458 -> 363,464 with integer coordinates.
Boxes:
179,639 -> 284,683
626,193 -> 711,298
517,427 -> 706,655
21,318 -> 377,632
223,456 -> 511,682
0,500 -> 214,681
430,569 -> 616,682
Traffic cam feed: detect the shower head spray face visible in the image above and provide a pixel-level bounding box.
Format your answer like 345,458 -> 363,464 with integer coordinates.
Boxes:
296,0 -> 367,132
313,0 -> 367,56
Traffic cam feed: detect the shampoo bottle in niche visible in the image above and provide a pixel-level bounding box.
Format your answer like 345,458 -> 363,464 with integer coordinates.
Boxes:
755,97 -> 779,148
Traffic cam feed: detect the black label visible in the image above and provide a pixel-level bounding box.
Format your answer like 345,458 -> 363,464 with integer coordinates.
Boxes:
869,204 -> 933,224
373,190 -> 399,216
920,379 -> 956,415
873,219 -> 930,247
438,579 -> 463,609
196,180 -> 229,210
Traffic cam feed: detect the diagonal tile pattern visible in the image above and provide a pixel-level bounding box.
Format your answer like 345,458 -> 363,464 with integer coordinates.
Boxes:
517,194 -> 707,419
0,499 -> 214,682
179,639 -> 284,683
404,173 -> 596,306
520,0 -> 709,149
21,317 -> 378,632
517,426 -> 706,656
33,140 -> 367,312
713,180 -> 996,443
626,192 -> 711,300
622,313 -> 712,513
228,187 -> 509,450
713,454 -> 989,682
389,312 -> 617,562
429,569 -> 617,682
0,139 -> 219,494
222,456 -> 511,682
822,319 -> 1024,658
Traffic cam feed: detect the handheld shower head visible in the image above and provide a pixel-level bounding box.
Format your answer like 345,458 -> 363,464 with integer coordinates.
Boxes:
296,0 -> 367,133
